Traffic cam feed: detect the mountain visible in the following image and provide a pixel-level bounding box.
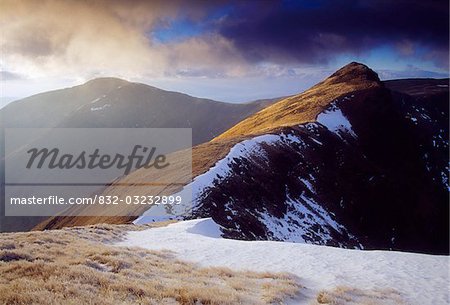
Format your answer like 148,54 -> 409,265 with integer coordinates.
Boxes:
0,96 -> 16,109
0,79 -> 281,233
180,65 -> 448,254
1,77 -> 278,145
214,62 -> 381,140
35,63 -> 449,254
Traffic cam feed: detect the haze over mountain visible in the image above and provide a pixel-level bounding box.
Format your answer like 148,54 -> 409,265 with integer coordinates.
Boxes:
1,78 -> 277,145
0,80 -> 280,232
39,63 -> 449,255
0,97 -> 16,109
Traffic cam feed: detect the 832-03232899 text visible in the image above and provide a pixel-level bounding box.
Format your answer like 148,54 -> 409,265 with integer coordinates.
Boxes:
9,195 -> 183,205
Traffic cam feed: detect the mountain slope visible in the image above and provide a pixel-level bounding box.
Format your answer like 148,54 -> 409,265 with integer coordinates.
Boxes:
36,63 -> 449,254
134,64 -> 448,254
156,83 -> 448,253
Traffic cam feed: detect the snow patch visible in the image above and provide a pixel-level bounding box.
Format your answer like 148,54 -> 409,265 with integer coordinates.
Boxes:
90,97 -> 101,104
91,104 -> 111,112
300,178 -> 315,193
317,101 -> 356,138
258,194 -> 354,246
186,218 -> 223,238
311,138 -> 323,145
117,219 -> 450,305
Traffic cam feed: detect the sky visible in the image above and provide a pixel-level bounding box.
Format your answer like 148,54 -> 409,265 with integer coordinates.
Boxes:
1,0 -> 449,103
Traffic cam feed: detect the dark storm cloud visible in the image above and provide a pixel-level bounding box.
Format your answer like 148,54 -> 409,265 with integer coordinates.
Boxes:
218,0 -> 449,66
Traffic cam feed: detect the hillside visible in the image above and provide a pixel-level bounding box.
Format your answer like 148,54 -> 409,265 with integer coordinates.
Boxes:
35,63 -> 449,255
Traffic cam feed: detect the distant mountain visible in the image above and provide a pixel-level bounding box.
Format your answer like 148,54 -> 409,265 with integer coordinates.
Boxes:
1,77 -> 277,145
0,79 -> 281,232
36,64 -> 449,254
0,96 -> 17,109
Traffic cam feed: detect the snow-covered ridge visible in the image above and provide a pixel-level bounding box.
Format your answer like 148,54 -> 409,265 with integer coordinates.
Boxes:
117,218 -> 450,305
135,126 -> 355,246
135,99 -> 358,233
134,134 -> 284,224
134,132 -> 313,225
134,99 -> 362,242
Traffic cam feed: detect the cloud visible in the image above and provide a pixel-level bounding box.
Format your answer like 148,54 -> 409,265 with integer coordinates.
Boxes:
0,0 -> 238,80
218,0 -> 449,67
0,0 -> 448,84
0,0 -> 168,78
378,65 -> 449,79
0,71 -> 24,81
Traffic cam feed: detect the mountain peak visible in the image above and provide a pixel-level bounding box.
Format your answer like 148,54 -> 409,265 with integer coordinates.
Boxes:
77,77 -> 131,93
327,62 -> 381,85
84,77 -> 130,86
215,62 -> 383,140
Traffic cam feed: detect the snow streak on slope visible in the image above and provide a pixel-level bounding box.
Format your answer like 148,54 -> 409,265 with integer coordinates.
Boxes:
135,134 -> 281,223
258,194 -> 360,247
117,219 -> 450,305
316,97 -> 356,138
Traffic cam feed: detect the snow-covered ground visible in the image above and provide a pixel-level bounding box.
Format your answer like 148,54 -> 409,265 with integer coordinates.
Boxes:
316,97 -> 357,138
116,218 -> 449,305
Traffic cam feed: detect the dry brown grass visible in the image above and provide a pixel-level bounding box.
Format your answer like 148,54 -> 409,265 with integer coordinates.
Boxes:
1,223 -> 300,305
312,286 -> 406,305
33,140 -> 241,230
